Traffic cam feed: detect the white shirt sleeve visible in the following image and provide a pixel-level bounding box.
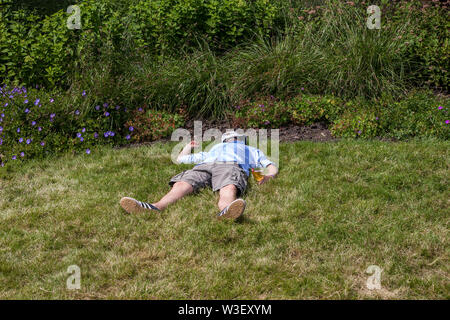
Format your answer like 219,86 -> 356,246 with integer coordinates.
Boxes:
178,152 -> 208,164
256,149 -> 275,168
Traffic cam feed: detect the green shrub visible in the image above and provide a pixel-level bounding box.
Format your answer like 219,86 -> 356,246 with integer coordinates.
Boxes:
0,0 -> 277,88
128,0 -> 276,54
379,91 -> 449,140
227,0 -> 414,101
330,109 -> 383,139
124,108 -> 185,142
330,91 -> 449,139
289,95 -> 345,125
389,1 -> 449,91
229,93 -> 345,128
0,85 -> 135,168
230,96 -> 291,128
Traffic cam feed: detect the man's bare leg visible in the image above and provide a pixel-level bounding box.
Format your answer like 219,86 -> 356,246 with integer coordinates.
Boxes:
153,181 -> 193,211
218,184 -> 238,211
217,184 -> 245,220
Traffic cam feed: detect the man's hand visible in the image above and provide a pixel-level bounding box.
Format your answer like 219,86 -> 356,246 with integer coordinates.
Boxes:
257,174 -> 275,185
177,140 -> 199,163
182,140 -> 199,152
257,164 -> 278,185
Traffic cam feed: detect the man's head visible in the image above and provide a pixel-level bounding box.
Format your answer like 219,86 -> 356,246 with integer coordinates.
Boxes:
221,130 -> 247,144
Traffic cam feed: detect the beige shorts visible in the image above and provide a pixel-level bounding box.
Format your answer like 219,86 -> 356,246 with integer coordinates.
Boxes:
169,163 -> 248,195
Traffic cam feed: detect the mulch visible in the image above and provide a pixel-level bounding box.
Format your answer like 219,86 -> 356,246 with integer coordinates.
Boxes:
119,120 -> 336,149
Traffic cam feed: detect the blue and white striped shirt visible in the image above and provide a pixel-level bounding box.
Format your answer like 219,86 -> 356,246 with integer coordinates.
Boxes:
178,141 -> 275,176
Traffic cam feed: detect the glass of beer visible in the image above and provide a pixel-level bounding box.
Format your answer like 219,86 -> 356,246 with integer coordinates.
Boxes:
251,168 -> 264,182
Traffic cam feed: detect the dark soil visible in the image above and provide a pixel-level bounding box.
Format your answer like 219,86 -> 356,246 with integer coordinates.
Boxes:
183,119 -> 335,143
120,120 -> 336,149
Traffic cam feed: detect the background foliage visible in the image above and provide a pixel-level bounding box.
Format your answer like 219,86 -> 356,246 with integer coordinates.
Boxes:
0,0 -> 449,168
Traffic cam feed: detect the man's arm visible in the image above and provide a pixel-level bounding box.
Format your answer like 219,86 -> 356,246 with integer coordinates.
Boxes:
177,140 -> 206,164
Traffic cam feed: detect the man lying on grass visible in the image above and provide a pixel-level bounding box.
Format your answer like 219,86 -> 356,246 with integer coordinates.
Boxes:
120,131 -> 278,220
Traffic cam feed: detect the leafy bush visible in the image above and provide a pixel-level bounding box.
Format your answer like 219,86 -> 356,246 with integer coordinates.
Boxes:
330,91 -> 449,139
289,95 -> 345,125
230,94 -> 345,128
227,0 -> 414,102
0,85 -> 137,168
229,90 -> 449,140
0,0 -> 277,88
128,0 -> 277,54
124,108 -> 185,142
330,109 -> 383,139
379,91 -> 449,140
230,95 -> 291,128
388,1 -> 449,91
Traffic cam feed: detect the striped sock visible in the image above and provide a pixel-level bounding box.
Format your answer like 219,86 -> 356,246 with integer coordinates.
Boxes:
137,201 -> 160,211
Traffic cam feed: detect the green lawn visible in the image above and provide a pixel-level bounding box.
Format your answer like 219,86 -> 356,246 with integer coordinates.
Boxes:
0,140 -> 448,299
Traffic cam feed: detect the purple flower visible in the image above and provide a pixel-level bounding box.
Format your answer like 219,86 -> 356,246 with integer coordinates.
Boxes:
110,131 -> 115,137
104,112 -> 110,117
264,120 -> 270,125
301,87 -> 305,91
104,132 -> 109,137
38,127 -> 42,132
12,155 -> 17,160
446,120 -> 449,124
375,117 -> 379,120
94,132 -> 99,138
76,133 -> 82,138
19,137 -> 24,143
438,106 -> 443,110
34,98 -> 40,106
126,135 -> 131,140
25,108 -> 30,113
138,107 -> 143,112
357,130 -> 362,134
40,141 -> 45,146
86,149 -> 91,154
24,99 -> 29,104
80,137 -> 84,142
75,110 -> 80,115
82,127 -> 86,133
95,105 -> 100,111
26,139 -> 31,144
50,98 -> 54,103
129,126 -> 134,132
115,105 -> 120,110
4,103 -> 8,107
82,90 -> 86,97
20,152 -> 25,157
50,113 -> 56,119
31,121 -> 36,126
103,103 -> 108,108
